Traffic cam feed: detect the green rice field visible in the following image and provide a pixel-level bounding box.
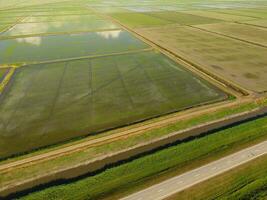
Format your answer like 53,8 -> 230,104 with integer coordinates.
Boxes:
0,0 -> 267,199
0,51 -> 226,158
0,0 -> 266,159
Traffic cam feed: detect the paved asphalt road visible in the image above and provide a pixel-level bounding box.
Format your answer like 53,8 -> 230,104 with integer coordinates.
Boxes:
121,140 -> 267,200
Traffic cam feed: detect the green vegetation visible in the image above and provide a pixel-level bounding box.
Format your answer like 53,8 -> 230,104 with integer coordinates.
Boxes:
1,99 -> 265,190
0,68 -> 8,81
1,17 -> 120,38
1,1 -> 267,199
168,155 -> 267,200
0,50 -> 226,158
19,116 -> 267,200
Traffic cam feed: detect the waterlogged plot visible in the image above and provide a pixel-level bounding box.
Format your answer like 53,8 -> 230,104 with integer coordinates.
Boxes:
22,14 -> 103,23
194,23 -> 267,47
0,51 -> 226,158
1,19 -> 120,38
0,30 -> 149,65
136,26 -> 267,92
0,9 -> 92,17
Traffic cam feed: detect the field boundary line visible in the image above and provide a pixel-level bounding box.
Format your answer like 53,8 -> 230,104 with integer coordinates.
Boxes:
236,21 -> 267,29
0,106 -> 266,198
190,25 -> 267,49
0,16 -> 28,35
4,48 -> 153,67
0,67 -> 16,94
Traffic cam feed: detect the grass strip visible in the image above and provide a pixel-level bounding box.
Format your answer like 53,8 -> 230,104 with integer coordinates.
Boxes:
18,116 -> 267,200
0,67 -> 15,94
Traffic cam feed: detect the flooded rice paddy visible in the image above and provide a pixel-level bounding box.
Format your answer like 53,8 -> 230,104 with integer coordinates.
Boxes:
9,0 -> 267,158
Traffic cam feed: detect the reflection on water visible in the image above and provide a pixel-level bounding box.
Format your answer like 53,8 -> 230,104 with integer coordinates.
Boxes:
96,30 -> 121,39
0,18 -> 120,38
0,30 -> 148,65
16,36 -> 42,46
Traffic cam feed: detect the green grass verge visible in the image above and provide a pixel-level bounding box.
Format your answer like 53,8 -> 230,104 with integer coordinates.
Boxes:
110,12 -> 172,28
18,115 -> 267,200
0,68 -> 8,81
168,155 -> 267,200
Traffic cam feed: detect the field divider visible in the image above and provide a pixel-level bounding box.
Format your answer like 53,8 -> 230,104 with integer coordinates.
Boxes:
0,67 -> 16,95
215,10 -> 262,20
189,25 -> 267,49
0,28 -> 123,41
8,48 -> 153,67
0,106 -> 266,198
0,16 -> 28,35
236,21 -> 267,30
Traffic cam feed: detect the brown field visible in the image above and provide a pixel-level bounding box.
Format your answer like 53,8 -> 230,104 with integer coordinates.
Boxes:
136,25 -> 267,93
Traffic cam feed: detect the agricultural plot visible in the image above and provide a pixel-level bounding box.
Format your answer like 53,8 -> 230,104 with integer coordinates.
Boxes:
136,26 -> 267,93
194,22 -> 267,47
0,51 -> 226,158
145,12 -> 222,25
0,68 -> 9,82
110,12 -> 172,28
0,30 -> 149,65
0,20 -> 120,38
243,19 -> 267,28
179,10 -> 256,22
0,25 -> 9,33
22,15 -> 103,23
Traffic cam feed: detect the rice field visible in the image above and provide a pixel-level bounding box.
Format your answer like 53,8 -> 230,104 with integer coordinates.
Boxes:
0,31 -> 149,65
136,25 -> 267,93
0,51 -> 226,158
194,22 -> 267,47
1,0 -> 267,199
1,0 -> 267,159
